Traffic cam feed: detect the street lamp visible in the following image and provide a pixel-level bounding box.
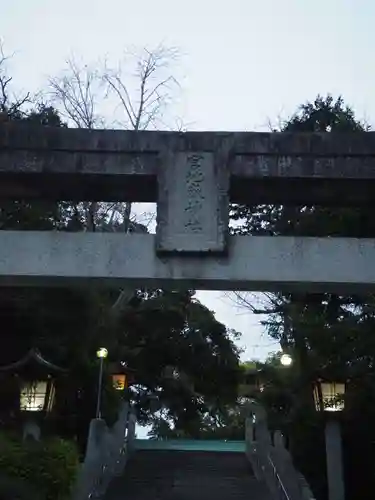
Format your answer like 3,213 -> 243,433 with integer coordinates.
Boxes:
96,347 -> 108,419
313,378 -> 346,500
280,353 -> 293,367
97,348 -> 108,359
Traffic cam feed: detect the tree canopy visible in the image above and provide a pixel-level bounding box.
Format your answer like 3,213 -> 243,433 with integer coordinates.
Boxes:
232,95 -> 375,500
2,40 -> 375,498
0,53 -> 242,446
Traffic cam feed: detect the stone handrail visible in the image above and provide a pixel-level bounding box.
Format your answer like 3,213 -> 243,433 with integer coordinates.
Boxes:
72,402 -> 136,500
245,402 -> 316,500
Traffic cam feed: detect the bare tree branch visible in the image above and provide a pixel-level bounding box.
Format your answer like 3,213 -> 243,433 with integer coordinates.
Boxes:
0,40 -> 31,117
49,57 -> 107,234
49,57 -> 103,129
224,291 -> 279,315
103,74 -> 137,128
99,45 -> 180,315
48,46 -> 180,316
102,45 -> 180,131
0,40 -> 12,112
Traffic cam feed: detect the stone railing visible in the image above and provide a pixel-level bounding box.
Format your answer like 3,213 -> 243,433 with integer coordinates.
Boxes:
72,402 -> 136,500
245,402 -> 316,500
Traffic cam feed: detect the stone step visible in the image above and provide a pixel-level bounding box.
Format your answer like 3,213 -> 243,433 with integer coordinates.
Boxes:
104,450 -> 270,500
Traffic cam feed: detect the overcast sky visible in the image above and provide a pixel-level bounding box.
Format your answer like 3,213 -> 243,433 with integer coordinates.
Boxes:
1,0 -> 374,362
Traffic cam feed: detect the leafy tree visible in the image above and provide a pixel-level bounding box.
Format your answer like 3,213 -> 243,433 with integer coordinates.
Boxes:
231,95 -> 375,500
0,51 -> 242,446
0,46 -> 239,473
114,290 -> 242,438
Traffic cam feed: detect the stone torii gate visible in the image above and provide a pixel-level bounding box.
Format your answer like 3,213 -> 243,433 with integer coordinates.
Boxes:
1,123 -> 375,292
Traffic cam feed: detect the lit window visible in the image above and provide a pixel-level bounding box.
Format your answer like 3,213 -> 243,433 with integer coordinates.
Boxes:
20,381 -> 48,412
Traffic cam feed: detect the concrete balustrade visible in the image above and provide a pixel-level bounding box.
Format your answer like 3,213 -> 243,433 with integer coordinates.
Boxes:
246,401 -> 316,500
72,403 -> 136,500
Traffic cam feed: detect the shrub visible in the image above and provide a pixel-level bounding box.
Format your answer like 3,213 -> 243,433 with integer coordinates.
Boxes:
0,432 -> 80,500
0,473 -> 39,500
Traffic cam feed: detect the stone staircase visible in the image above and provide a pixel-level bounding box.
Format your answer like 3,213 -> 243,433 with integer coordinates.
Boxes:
72,402 -> 316,500
104,448 -> 270,500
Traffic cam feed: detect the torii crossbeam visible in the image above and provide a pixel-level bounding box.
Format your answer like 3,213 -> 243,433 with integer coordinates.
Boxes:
1,123 -> 375,292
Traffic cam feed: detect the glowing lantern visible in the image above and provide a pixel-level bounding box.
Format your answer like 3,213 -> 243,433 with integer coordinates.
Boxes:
0,349 -> 65,414
112,374 -> 128,391
20,378 -> 56,412
313,379 -> 346,413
